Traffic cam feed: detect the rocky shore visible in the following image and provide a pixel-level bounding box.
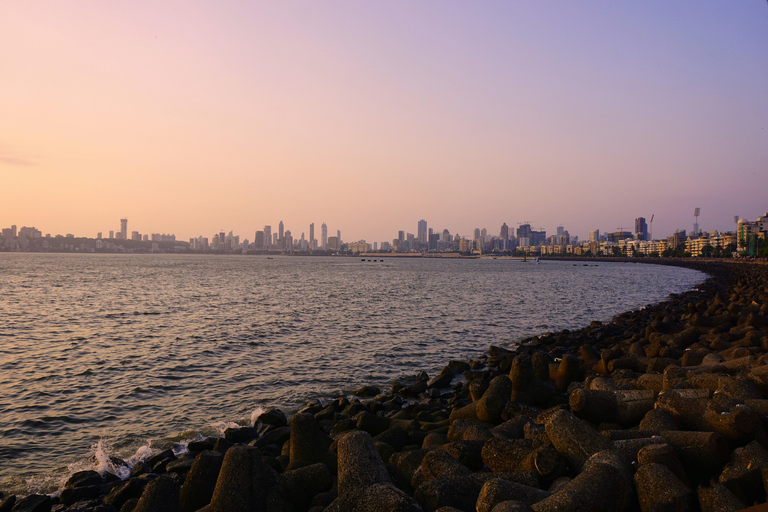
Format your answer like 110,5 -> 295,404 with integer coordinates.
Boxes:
3,260 -> 768,512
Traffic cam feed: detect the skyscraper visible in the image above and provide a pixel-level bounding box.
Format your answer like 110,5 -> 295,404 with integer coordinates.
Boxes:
337,230 -> 341,243
264,225 -> 272,249
278,221 -> 284,247
120,218 -> 128,239
418,219 -> 427,245
309,223 -> 315,249
321,223 -> 328,249
635,217 -> 648,241
500,223 -> 509,240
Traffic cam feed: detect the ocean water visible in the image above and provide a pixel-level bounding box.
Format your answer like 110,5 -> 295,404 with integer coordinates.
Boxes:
0,254 -> 704,494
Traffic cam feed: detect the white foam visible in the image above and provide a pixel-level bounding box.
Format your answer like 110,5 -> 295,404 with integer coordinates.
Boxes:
250,406 -> 265,426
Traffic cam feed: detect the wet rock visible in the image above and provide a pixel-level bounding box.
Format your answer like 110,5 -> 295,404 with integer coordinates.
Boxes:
104,479 -> 151,510
224,426 -> 260,445
65,471 -> 103,489
0,496 -> 14,512
8,495 -> 51,512
255,408 -> 288,428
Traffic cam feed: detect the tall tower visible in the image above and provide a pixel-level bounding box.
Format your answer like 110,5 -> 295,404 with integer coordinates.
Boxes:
418,219 -> 427,245
120,218 -> 128,239
309,223 -> 315,249
263,225 -> 272,249
635,217 -> 648,241
321,223 -> 328,249
278,221 -> 284,242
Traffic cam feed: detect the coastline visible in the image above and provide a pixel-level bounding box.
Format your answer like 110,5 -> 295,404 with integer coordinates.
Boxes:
3,259 -> 768,512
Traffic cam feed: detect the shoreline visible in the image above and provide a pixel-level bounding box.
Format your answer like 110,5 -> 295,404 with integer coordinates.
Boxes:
3,259 -> 768,511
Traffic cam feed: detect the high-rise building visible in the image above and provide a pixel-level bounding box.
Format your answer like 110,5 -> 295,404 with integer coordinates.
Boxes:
278,221 -> 284,242
398,231 -> 405,245
500,223 -> 509,240
255,231 -> 265,249
589,229 -> 600,242
109,230 -> 114,239
635,217 -> 648,241
120,218 -> 128,239
556,226 -> 564,237
309,223 -> 315,249
418,219 -> 427,244
321,223 -> 328,249
337,230 -> 341,244
263,225 -> 272,249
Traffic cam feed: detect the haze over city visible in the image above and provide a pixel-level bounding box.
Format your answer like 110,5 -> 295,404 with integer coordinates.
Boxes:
2,1 -> 767,242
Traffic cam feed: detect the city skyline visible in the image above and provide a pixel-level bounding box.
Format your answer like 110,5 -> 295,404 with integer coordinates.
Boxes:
2,2 -> 767,243
2,208 -> 763,249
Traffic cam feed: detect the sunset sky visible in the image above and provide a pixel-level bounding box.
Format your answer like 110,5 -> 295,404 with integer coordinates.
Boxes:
2,1 -> 767,243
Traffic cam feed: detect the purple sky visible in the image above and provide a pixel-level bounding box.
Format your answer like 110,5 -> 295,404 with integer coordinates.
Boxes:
2,1 -> 767,243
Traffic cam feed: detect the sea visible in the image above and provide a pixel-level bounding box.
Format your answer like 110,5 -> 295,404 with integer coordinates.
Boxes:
0,253 -> 705,495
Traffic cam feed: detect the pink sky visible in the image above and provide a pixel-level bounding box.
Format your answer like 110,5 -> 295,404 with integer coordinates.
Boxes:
2,1 -> 767,243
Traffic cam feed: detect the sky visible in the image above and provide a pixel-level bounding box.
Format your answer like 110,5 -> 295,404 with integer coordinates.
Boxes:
2,1 -> 767,244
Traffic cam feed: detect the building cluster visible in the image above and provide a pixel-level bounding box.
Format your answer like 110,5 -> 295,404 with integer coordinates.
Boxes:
2,212 -> 767,257
188,221 -> 346,253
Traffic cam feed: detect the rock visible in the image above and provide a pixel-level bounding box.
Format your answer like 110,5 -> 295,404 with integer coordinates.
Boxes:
282,463 -> 333,511
104,479 -> 151,510
209,445 -> 286,512
255,408 -> 288,428
697,482 -> 745,512
224,426 -> 260,445
414,476 -> 483,512
9,495 -> 51,512
179,450 -> 223,512
638,409 -> 678,431
65,471 -> 103,489
531,450 -> 632,512
289,413 -> 332,469
325,483 -> 422,512
450,376 -> 512,423
476,478 -> 551,512
543,409 -> 611,471
390,449 -> 430,483
633,463 -> 694,512
133,475 -> 180,512
374,427 -> 411,452
420,450 -> 471,481
144,448 -> 176,473
482,439 -> 562,480
337,430 -> 391,496
490,502 -> 533,512
0,496 -> 15,512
